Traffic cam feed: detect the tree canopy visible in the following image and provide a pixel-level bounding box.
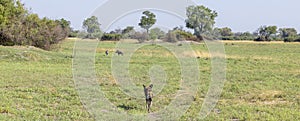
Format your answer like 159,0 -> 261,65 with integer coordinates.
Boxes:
83,16 -> 101,33
0,0 -> 71,50
279,28 -> 299,42
82,16 -> 102,39
149,27 -> 165,40
138,11 -> 156,34
185,5 -> 218,40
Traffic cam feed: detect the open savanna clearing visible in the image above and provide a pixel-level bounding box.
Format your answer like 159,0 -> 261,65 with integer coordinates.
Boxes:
0,39 -> 299,120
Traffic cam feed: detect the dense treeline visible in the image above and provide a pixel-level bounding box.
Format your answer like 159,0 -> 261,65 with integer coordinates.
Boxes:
213,26 -> 300,42
0,0 -> 71,50
3,1 -> 296,45
81,9 -> 300,43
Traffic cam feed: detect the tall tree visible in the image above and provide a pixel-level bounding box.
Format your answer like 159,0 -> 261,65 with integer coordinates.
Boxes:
82,16 -> 102,39
138,11 -> 156,40
185,5 -> 218,40
83,16 -> 101,33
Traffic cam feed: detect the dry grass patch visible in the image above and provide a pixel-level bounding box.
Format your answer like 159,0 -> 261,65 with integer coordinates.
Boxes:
221,40 -> 285,44
239,90 -> 290,105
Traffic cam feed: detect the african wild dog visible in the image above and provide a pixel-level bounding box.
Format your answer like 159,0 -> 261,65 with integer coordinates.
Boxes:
105,50 -> 109,56
115,50 -> 123,56
143,84 -> 153,113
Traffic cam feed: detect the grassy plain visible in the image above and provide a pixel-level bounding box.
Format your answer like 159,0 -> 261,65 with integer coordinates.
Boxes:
0,39 -> 299,120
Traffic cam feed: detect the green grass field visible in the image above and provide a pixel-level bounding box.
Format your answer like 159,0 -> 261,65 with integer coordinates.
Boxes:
0,39 -> 299,120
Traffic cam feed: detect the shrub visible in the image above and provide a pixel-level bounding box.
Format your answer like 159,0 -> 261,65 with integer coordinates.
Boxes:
101,33 -> 121,41
77,31 -> 89,39
255,36 -> 267,41
164,31 -> 179,43
173,30 -> 195,41
69,30 -> 79,37
131,32 -> 147,43
149,28 -> 165,40
284,36 -> 300,42
0,1 -> 71,50
221,36 -> 235,40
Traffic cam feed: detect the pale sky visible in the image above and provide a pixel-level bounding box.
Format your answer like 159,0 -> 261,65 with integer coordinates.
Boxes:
23,0 -> 300,33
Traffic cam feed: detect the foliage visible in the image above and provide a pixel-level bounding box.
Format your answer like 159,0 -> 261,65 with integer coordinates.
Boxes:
68,29 -> 80,37
101,33 -> 122,41
174,30 -> 196,41
278,28 -> 299,42
214,27 -> 234,37
279,28 -> 297,38
149,27 -> 165,40
212,27 -> 255,40
77,31 -> 88,39
131,31 -> 147,43
255,26 -> 277,41
0,0 -> 71,50
109,28 -> 122,34
233,32 -> 256,40
138,11 -> 156,40
282,36 -> 300,42
82,16 -> 102,39
121,26 -> 135,39
82,16 -> 101,33
185,5 -> 218,40
122,26 -> 134,34
164,30 -> 179,42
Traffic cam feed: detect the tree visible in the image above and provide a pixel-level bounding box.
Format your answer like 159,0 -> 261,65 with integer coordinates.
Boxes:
279,28 -> 298,42
138,11 -> 156,40
110,28 -> 122,34
132,31 -> 147,43
83,16 -> 101,33
213,27 -> 234,40
219,27 -> 233,37
69,28 -> 80,37
56,18 -> 71,39
255,25 -> 277,41
122,26 -> 134,34
238,32 -> 255,40
121,26 -> 135,39
164,30 -> 179,43
279,28 -> 297,38
0,0 -> 27,45
149,27 -> 165,40
82,16 -> 102,39
185,5 -> 218,40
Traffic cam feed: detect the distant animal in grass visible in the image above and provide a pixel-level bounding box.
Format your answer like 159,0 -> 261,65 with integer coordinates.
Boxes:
143,84 -> 153,113
115,50 -> 123,56
105,50 -> 109,56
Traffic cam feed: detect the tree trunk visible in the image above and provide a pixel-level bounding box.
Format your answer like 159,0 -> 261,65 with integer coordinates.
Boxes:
196,34 -> 204,41
146,29 -> 150,41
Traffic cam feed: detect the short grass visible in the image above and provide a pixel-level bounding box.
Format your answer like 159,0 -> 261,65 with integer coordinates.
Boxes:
0,39 -> 299,120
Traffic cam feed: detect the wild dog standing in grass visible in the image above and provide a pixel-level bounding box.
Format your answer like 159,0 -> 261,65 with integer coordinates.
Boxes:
115,50 -> 123,56
143,84 -> 153,113
105,50 -> 109,56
